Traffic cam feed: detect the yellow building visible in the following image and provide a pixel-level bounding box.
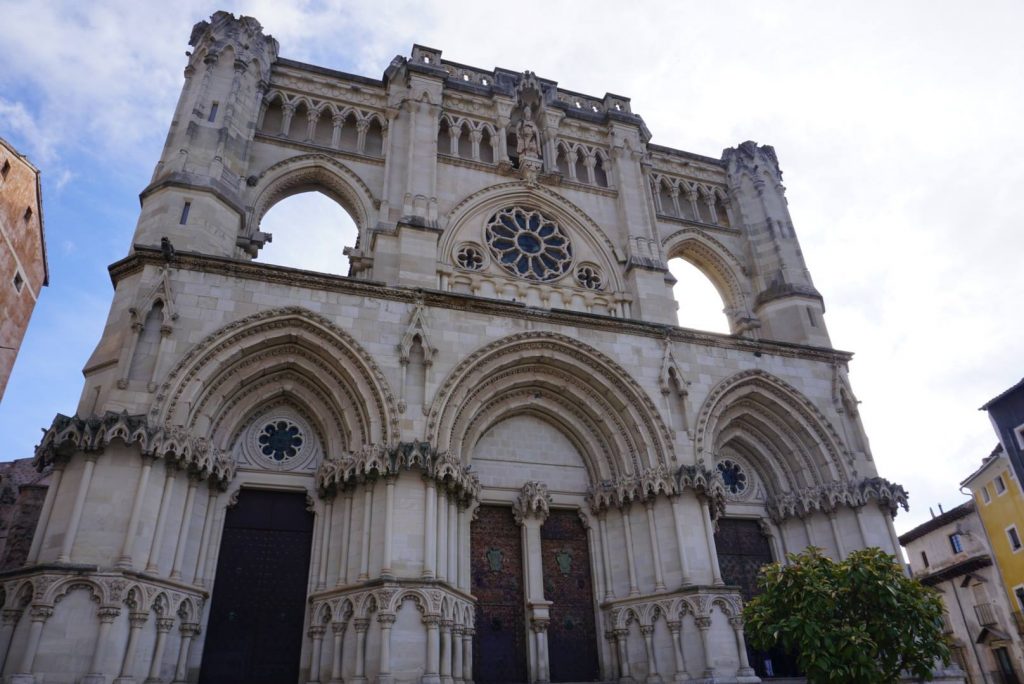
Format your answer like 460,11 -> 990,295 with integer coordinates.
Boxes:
962,445 -> 1024,632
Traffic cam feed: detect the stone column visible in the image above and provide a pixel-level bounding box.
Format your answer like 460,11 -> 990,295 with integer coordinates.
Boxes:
640,625 -> 662,684
308,624 -> 326,684
598,512 -> 615,600
695,616 -> 715,679
193,487 -> 220,585
145,616 -> 176,684
382,476 -> 396,578
331,112 -> 344,149
448,497 -> 458,585
118,456 -> 155,568
440,619 -> 454,684
457,504 -> 470,591
27,462 -> 64,563
170,473 -> 200,580
462,628 -> 474,684
173,622 -> 199,684
305,108 -> 320,142
352,618 -> 370,684
10,606 -> 53,683
0,608 -> 23,671
729,616 -> 755,679
644,500 -> 667,592
115,611 -> 149,684
853,505 -> 869,547
356,119 -> 370,154
666,620 -> 689,683
423,479 -> 437,579
669,497 -> 692,586
423,615 -> 441,684
620,505 -> 640,596
802,515 -> 817,548
452,625 -> 464,684
328,621 -> 346,684
82,606 -> 121,684
359,483 -> 374,581
699,499 -> 724,585
827,511 -> 846,559
280,102 -> 295,136
58,454 -> 98,563
614,628 -> 631,683
146,463 -> 177,574
532,619 -> 551,684
319,497 -> 335,589
338,491 -> 354,585
378,613 -> 396,684
437,488 -> 449,582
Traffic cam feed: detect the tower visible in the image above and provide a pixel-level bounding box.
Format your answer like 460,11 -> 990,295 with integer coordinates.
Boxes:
6,13 -> 912,684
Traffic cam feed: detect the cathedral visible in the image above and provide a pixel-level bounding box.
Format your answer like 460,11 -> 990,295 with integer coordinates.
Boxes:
3,12 -> 913,684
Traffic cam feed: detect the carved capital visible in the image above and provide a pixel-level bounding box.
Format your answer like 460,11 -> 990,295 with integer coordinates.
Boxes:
694,616 -> 711,630
379,613 -> 397,628
666,620 -> 681,633
128,611 -> 149,628
30,606 -> 53,622
97,607 -> 121,623
353,618 -> 371,633
156,617 -> 176,633
422,615 -> 440,628
180,622 -> 200,636
512,481 -> 552,525
530,618 -> 549,633
639,625 -> 655,636
1,608 -> 23,625
308,625 -> 327,638
332,621 -> 347,635
728,615 -> 745,630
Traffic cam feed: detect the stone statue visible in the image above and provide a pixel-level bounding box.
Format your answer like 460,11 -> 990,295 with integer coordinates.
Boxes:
516,105 -> 541,158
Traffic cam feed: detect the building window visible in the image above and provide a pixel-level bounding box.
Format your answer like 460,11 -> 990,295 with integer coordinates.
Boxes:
179,201 -> 191,225
921,551 -> 929,568
995,475 -> 1007,495
982,486 -> 992,504
949,533 -> 964,554
23,206 -> 32,222
485,207 -> 573,282
1015,424 -> 1024,450
257,420 -> 304,463
0,159 -> 10,181
12,271 -> 24,293
1014,585 -> 1024,612
208,102 -> 219,122
1008,525 -> 1022,552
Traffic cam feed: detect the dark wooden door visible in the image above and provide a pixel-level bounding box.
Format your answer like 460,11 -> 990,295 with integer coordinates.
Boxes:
715,517 -> 800,679
198,490 -> 314,684
541,509 -> 599,682
472,505 -> 528,684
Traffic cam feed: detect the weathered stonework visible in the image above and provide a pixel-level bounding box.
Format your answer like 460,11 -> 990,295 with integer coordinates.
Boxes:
2,11 -> 918,684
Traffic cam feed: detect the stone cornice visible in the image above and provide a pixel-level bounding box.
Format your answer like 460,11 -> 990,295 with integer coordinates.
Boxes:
765,476 -> 910,522
587,464 -> 727,517
110,247 -> 855,365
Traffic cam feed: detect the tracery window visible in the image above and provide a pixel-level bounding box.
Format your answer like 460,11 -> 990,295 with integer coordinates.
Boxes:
717,459 -> 747,495
575,263 -> 603,290
485,207 -> 573,282
258,420 -> 304,463
455,243 -> 486,271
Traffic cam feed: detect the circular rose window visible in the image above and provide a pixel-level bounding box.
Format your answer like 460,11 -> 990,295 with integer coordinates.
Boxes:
717,459 -> 747,495
258,420 -> 304,463
485,207 -> 573,282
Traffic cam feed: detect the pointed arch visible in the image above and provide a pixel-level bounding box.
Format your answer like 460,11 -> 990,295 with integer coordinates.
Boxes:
151,307 -> 398,454
695,370 -> 853,496
427,332 -> 673,481
662,228 -> 754,333
245,154 -> 376,247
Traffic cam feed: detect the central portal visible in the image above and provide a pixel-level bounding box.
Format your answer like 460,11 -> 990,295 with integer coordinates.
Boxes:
198,489 -> 314,684
472,505 -> 529,683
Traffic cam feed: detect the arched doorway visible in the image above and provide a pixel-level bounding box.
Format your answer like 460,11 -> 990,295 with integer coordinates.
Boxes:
198,489 -> 314,684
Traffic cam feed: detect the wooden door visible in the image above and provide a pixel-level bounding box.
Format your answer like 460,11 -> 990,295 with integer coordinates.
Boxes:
471,505 -> 528,684
198,490 -> 314,684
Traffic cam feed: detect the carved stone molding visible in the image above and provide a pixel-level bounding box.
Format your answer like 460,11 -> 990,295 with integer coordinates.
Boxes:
512,481 -> 552,525
765,476 -> 909,522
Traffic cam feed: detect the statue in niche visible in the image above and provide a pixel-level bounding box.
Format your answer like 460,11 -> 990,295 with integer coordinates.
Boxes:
486,547 -> 504,572
516,105 -> 541,159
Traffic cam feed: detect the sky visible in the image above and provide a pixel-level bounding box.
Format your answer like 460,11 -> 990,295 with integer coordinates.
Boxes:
0,0 -> 1022,536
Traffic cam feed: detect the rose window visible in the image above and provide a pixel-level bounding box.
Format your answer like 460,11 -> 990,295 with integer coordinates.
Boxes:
455,243 -> 485,271
717,459 -> 747,494
485,207 -> 573,282
575,264 -> 603,290
258,420 -> 304,463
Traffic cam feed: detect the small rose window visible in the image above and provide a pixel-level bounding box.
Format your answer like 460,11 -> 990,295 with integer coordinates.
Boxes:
575,263 -> 603,290
455,243 -> 485,271
258,420 -> 304,463
485,207 -> 573,282
717,459 -> 747,494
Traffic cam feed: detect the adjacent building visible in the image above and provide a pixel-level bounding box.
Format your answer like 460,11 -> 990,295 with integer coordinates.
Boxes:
981,380 -> 1024,491
900,500 -> 1024,683
0,137 -> 48,402
1,12 -> 915,684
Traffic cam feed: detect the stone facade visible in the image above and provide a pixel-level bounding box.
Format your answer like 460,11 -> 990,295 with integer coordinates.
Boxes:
0,137 -> 48,402
2,12 -> 913,684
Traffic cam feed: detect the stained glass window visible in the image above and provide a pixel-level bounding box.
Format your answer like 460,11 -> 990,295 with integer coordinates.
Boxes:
258,420 -> 304,462
485,207 -> 573,282
717,459 -> 747,494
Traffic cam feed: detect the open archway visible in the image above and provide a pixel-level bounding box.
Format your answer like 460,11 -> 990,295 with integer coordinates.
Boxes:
668,257 -> 730,333
255,191 -> 358,275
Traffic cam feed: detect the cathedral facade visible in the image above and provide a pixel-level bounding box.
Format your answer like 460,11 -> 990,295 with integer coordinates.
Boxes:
4,12 -> 911,684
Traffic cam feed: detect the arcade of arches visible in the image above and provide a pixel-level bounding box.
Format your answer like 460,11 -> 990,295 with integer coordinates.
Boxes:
0,11 -> 931,684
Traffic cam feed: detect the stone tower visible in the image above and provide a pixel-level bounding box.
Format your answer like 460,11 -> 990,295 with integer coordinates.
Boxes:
4,12 -> 912,684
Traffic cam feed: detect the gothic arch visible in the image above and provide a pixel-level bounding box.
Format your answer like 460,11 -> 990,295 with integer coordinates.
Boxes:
694,370 -> 853,492
662,228 -> 752,331
244,153 -> 377,248
440,181 -> 625,292
151,307 -> 398,453
427,332 -> 673,480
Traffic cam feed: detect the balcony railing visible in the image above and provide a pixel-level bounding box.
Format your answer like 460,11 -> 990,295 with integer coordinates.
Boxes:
975,602 -> 998,627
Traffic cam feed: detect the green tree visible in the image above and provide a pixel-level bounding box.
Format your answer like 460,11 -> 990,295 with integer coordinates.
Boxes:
743,546 -> 951,684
